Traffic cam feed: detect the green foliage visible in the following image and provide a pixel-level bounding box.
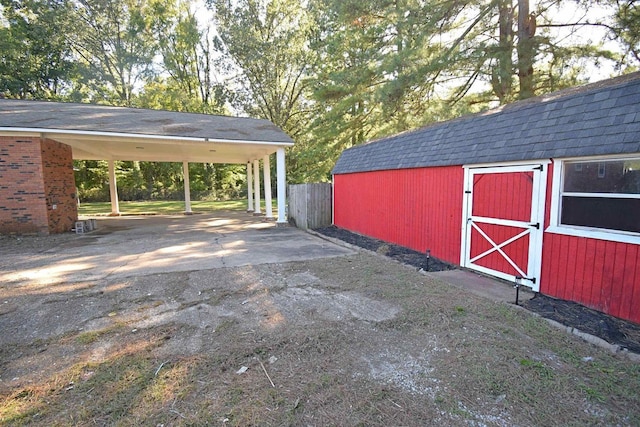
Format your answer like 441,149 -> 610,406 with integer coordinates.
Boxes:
74,160 -> 109,202
210,0 -> 315,135
613,1 -> 640,67
73,160 -> 246,203
305,0 -> 478,180
67,0 -> 173,105
210,0 -> 319,183
154,3 -> 230,113
2,0 -> 639,189
0,0 -> 75,99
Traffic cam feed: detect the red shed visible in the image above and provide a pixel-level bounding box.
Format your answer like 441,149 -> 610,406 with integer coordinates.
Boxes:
332,73 -> 640,324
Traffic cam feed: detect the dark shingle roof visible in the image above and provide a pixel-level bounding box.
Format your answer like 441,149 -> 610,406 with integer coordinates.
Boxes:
332,73 -> 640,175
0,99 -> 293,144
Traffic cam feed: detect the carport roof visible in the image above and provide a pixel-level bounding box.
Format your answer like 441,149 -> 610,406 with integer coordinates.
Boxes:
0,99 -> 294,163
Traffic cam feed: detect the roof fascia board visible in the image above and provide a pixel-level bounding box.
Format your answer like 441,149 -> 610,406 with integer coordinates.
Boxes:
0,127 -> 294,146
0,130 -> 40,137
52,133 -> 284,150
461,159 -> 552,169
548,153 -> 640,162
72,153 -> 258,163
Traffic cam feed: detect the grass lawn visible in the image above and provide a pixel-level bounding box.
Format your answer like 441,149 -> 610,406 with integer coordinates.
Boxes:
78,199 -> 260,216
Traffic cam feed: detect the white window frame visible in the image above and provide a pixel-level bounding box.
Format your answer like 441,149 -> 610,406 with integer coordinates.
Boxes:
547,155 -> 640,245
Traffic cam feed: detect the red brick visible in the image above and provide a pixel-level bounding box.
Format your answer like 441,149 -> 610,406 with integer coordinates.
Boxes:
0,136 -> 78,234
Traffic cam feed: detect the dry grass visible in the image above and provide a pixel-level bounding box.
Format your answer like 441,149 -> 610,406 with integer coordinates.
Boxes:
1,252 -> 639,426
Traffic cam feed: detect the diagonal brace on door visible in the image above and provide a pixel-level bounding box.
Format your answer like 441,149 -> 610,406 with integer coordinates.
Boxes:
469,221 -> 530,278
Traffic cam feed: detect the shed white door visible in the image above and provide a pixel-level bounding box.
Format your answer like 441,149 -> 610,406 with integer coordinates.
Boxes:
461,163 -> 548,291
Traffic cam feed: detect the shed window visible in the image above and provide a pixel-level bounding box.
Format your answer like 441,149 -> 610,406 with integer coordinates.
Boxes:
560,158 -> 640,233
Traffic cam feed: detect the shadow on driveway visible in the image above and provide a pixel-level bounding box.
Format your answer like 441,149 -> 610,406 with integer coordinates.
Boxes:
0,210 -> 354,287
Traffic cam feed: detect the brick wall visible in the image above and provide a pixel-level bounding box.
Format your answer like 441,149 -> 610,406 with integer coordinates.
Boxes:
0,136 -> 77,234
41,139 -> 78,233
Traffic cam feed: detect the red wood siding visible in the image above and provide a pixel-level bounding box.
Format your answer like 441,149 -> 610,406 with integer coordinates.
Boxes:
541,233 -> 640,323
333,167 -> 463,265
540,162 -> 640,323
472,171 -> 532,222
333,161 -> 640,324
470,224 -> 530,276
470,170 -> 534,276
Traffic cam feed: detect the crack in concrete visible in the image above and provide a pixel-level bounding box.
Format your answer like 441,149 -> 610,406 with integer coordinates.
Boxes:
214,235 -> 227,268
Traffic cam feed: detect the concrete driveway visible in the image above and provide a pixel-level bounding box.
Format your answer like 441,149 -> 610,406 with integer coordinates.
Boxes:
0,211 -> 354,287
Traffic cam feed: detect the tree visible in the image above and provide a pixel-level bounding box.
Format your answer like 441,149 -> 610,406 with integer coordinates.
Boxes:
208,0 -> 315,138
74,160 -> 110,202
611,0 -> 639,66
301,0 -> 640,184
67,0 -> 173,105
155,3 -> 229,114
0,0 -> 74,99
307,0 -> 387,166
517,0 -> 535,98
443,0 -> 632,104
208,0 -> 319,183
307,0 -> 481,179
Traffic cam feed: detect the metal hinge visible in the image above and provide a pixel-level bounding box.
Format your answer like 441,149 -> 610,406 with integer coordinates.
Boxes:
465,190 -> 471,194
534,165 -> 544,171
516,276 -> 537,284
530,223 -> 540,229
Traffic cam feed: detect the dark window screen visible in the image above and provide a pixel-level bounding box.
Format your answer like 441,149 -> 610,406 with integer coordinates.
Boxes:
561,197 -> 640,233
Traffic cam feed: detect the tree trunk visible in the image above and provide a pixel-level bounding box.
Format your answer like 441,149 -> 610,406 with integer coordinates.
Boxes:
492,0 -> 513,103
517,0 -> 535,99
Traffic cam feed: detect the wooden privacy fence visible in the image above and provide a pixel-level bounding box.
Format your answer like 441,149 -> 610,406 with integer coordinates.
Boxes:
288,183 -> 332,229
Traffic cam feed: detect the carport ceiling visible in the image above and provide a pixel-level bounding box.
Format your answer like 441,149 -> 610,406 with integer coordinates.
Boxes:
0,99 -> 294,163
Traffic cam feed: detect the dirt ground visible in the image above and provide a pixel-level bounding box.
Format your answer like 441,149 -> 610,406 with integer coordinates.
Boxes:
316,226 -> 640,355
1,230 -> 640,426
315,226 -> 455,272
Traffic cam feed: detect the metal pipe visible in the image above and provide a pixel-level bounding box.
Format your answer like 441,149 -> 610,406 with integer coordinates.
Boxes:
514,276 -> 522,305
425,249 -> 431,271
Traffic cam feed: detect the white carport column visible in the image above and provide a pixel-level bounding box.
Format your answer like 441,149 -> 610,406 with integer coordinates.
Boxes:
276,148 -> 286,224
253,159 -> 261,214
246,161 -> 254,212
263,154 -> 273,219
182,161 -> 192,215
108,160 -> 120,216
